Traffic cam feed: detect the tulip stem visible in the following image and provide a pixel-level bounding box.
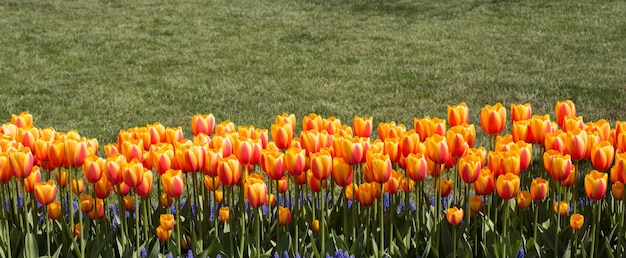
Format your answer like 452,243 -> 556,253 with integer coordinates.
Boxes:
453,223 -> 457,258
591,200 -> 601,258
176,197 -> 182,257
295,180 -> 300,255
142,197 -> 149,247
256,207 -> 261,258
379,183 -> 384,258
46,206 -> 51,256
533,200 -> 539,242
135,192 -> 140,254
503,199 -> 510,257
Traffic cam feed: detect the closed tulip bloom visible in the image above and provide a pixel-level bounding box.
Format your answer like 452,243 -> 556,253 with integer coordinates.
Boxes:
413,116 -> 446,139
24,168 -> 41,193
219,207 -> 230,222
530,115 -> 552,144
501,150 -> 521,176
474,168 -> 496,195
121,139 -> 143,163
312,219 -> 320,232
300,130 -> 321,154
94,174 -> 111,199
310,151 -> 332,180
162,169 -> 184,198
448,102 -> 470,127
446,206 -> 464,225
164,127 -> 184,144
215,190 -> 224,203
9,147 -> 34,178
48,201 -> 61,220
89,199 -> 104,219
586,119 -> 611,142
384,171 -> 401,194
80,195 -> 94,213
160,193 -> 173,207
307,170 -> 327,192
406,153 -> 428,182
181,143 -> 207,172
378,121 -> 406,142
341,137 -> 365,166
279,207 -> 292,225
156,225 -> 172,242
34,139 -> 50,164
570,214 -> 584,230
34,180 -> 57,205
276,176 -> 289,193
106,154 -> 127,185
459,154 -> 481,184
71,179 -> 85,195
469,195 -> 483,213
358,183 -> 376,207
565,128 -> 588,161
591,141 -> 614,171
425,134 -> 449,164
218,155 -> 242,186
160,214 -> 175,231
246,182 -> 268,208
383,138 -> 401,163
480,103 -> 506,135
370,154 -> 392,183
54,170 -> 68,188
11,112 -> 33,128
517,191 -> 532,210
496,172 -> 520,200
529,177 -> 548,201
585,170 -> 608,200
563,116 -> 584,132
150,144 -> 174,175
585,133 -> 601,161
487,151 -> 504,177
261,150 -> 285,180
561,166 -> 577,187
612,182 -> 624,200
512,120 -> 532,143
446,126 -> 470,158
303,113 -> 323,132
511,103 -> 532,122
555,100 -> 576,129
515,141 -> 532,171
271,123 -> 293,150
551,153 -> 572,182
202,149 -> 222,177
0,154 -> 11,184
436,178 -> 452,197
122,158 -> 144,188
332,157 -> 353,187
544,130 -> 566,153
203,175 -> 220,191
353,116 -> 373,138
82,155 -> 105,184
191,114 -> 216,136
137,170 -> 153,197
554,201 -> 569,217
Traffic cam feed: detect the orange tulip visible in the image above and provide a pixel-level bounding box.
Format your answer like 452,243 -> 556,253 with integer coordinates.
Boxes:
300,130 -> 321,154
512,120 -> 532,143
122,158 -> 144,188
340,137 -> 365,165
447,125 -> 473,158
9,147 -> 34,178
487,151 -> 504,177
82,155 -> 105,184
501,150 -> 521,176
122,195 -> 134,211
584,170 -> 608,200
555,100 -> 576,129
544,130 -> 565,153
511,103 -> 532,122
562,116 -> 584,133
570,214 -> 584,230
150,144 -> 174,175
71,179 -> 85,195
218,155 -> 242,186
310,151 -> 332,180
48,201 -> 61,220
448,102 -> 469,127
550,152 -> 572,181
480,103 -> 506,135
191,114 -> 215,136
303,113 -> 323,132
11,112 -> 33,128
312,219 -> 320,232
383,138 -> 401,163
591,141 -> 614,171
94,173 -> 111,199
34,139 -> 50,165
612,182 -> 624,201
435,178 -> 452,197
137,170 -> 153,197
160,193 -> 173,207
271,123 -> 293,150
54,170 -> 68,188
425,134 -> 449,164
406,153 -> 428,182
261,150 -> 285,181
378,121 -> 406,141
160,214 -> 175,231
164,127 -> 184,144
307,170 -> 327,192
332,157 -> 353,187
474,168 -> 496,195
586,119 -> 611,142
530,114 -> 553,144
446,206 -> 464,225
529,177 -> 548,201
246,182 -> 268,208
162,169 -> 184,198
81,195 -> 95,213
219,207 -> 230,222
23,168 -> 41,193
279,207 -> 292,225
34,180 -> 57,205
0,154 -> 11,184
358,182 -> 377,206
458,154 -> 481,184
285,147 -> 306,177
469,195 -> 483,213
156,225 -> 172,242
565,128 -> 587,161
413,116 -> 446,139
353,116 -> 373,138
496,172 -> 520,200
89,198 -> 105,219
370,154 -> 392,183
106,153 -> 127,185
517,190 -> 532,210
554,201 -> 569,217
203,175 -> 220,191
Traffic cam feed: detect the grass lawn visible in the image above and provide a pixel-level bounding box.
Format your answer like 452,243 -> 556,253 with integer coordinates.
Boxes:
0,0 -> 624,144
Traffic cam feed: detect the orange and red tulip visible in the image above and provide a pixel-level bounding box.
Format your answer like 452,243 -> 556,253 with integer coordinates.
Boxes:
11,112 -> 33,128
219,207 -> 230,222
332,157 -> 353,187
353,116 -> 373,138
261,150 -> 285,180
554,201 -> 569,217
406,153 -> 428,182
562,116 -> 584,132
218,155 -> 242,186
246,181 -> 268,208
370,154 -> 392,183
459,154 -> 481,184
310,151 -> 332,180
425,134 -> 449,165
81,195 -> 95,213
156,225 -> 172,242
160,214 -> 175,231
279,207 -> 292,225
34,180 -> 56,205
474,168 -> 496,195
136,170 -> 153,197
480,103 -> 506,135
271,123 -> 293,150
551,153 -> 572,182
447,102 -> 469,127
165,127 -> 184,144
48,201 -> 61,220
203,175 -> 221,191
511,103 -> 532,122
530,114 -> 552,144
122,158 -> 144,188
530,177 -> 549,201
378,121 -> 406,142
303,113 -> 323,132
341,136 -> 365,166
570,214 -> 584,230
9,147 -> 34,178
71,179 -> 85,195
82,155 -> 105,184
436,178 -> 452,197
565,128 -> 587,161
591,141 -> 614,171
383,138 -> 401,163
612,182 -> 624,201
517,190 -> 532,210
469,195 -> 483,213
413,116 -> 446,139
584,170 -> 608,200
285,147 -> 307,177
160,193 -> 173,207
23,168 -> 41,193
445,206 -> 464,225
512,120 -> 532,143
555,100 -> 576,129
191,114 -> 216,136
162,169 -> 184,198
496,172 -> 520,200
358,182 -> 377,206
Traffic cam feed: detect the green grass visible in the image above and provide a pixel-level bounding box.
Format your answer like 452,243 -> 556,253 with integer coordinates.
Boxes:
0,0 -> 624,144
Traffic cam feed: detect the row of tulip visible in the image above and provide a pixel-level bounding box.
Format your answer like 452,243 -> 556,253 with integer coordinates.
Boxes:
0,100 -> 623,257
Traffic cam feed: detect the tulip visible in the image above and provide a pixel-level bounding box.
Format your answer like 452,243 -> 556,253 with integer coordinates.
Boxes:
480,103 -> 506,135
0,154 -> 11,184
271,123 -> 293,150
458,154 -> 481,184
310,151 -> 332,180
566,128 -> 588,161
529,114 -> 552,144
446,126 -> 470,158
246,182 -> 268,208
219,207 -> 230,222
554,201 -> 569,217
413,116 -> 446,139
563,116 -> 584,132
191,114 -> 216,136
383,138 -> 401,163
122,195 -> 134,211
218,155 -> 242,186
303,113 -> 323,131
136,170 -> 153,197
511,103 -> 532,122
307,170 -> 327,192
529,177 -> 548,201
378,121 -> 406,141
612,182 -> 624,200
562,166 -> 577,187
312,219 -> 320,232
448,102 -> 470,127
11,112 -> 33,128
81,195 -> 94,213
501,150 -> 521,176
24,168 -> 41,193
358,182 -> 378,207
48,201 -> 61,220
160,193 -> 173,207
332,157 -> 353,187
585,170 -> 608,200
71,179 -> 85,195
165,127 -> 184,144
496,172 -> 520,200
160,214 -> 175,231
487,151 -> 504,177
425,134 -> 449,164
469,195 -> 483,213
82,155 -> 105,184
285,147 -> 306,176
151,144 -> 174,175
105,154 -> 127,185
34,180 -> 57,205
122,159 -> 144,189
203,175 -> 220,191
591,141 -> 614,171
474,168 -> 496,195
555,100 -> 576,129
384,171 -> 401,194
586,119 -> 611,142
162,169 -> 184,198
156,225 -> 172,242
300,130 -> 321,154
446,206 -> 464,225
279,207 -> 292,225
570,213 -> 584,230
406,153 -> 427,182
9,147 -> 34,178
435,178 -> 452,197
550,153 -> 572,182
370,154 -> 392,183
517,190 -> 532,210
353,116 -> 373,138
512,120 -> 532,143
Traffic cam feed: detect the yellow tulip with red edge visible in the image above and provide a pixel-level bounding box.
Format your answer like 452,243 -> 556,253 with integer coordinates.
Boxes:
555,100 -> 576,128
551,153 -> 572,182
554,201 -> 569,217
279,207 -> 292,225
496,172 -> 520,200
474,168 -> 495,195
9,147 -> 34,179
517,190 -> 532,210
24,168 -> 41,193
446,206 -> 464,225
218,155 -> 242,186
246,181 -> 268,208
480,103 -> 506,135
48,201 -> 61,220
34,180 -> 57,205
271,123 -> 293,150
585,170 -> 608,200
261,150 -> 285,181
530,114 -> 552,144
511,103 -> 532,122
406,153 -> 428,182
512,120 -> 532,143
612,182 -> 624,201
156,225 -> 172,242
332,157 -> 353,187
447,102 -> 469,127
425,134 -> 449,165
591,141 -> 614,171
370,154 -> 392,183
122,158 -> 144,188
570,214 -> 584,230
530,177 -> 549,201
83,155 -> 105,184
469,195 -> 483,213
353,116 -> 373,138
162,169 -> 184,198
566,128 -> 588,161
191,114 -> 215,136
459,154 -> 481,184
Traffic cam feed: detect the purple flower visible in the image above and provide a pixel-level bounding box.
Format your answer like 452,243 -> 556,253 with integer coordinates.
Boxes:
140,247 -> 147,258
166,252 -> 173,258
187,250 -> 194,258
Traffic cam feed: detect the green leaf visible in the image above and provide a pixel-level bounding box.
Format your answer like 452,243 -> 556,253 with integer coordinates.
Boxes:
24,232 -> 39,258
